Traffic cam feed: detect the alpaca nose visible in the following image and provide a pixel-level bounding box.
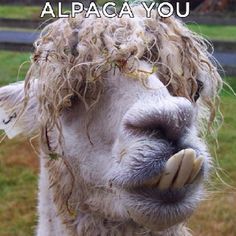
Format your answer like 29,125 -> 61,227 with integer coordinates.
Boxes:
123,97 -> 194,141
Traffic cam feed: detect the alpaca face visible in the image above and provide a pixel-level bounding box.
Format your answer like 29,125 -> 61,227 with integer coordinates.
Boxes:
0,61 -> 212,233
0,5 -> 222,233
60,62 -> 210,231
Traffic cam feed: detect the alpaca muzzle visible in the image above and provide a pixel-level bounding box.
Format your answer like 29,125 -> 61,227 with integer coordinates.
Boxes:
110,95 -> 207,197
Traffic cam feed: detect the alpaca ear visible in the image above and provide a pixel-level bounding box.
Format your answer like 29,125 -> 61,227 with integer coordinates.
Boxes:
0,81 -> 39,139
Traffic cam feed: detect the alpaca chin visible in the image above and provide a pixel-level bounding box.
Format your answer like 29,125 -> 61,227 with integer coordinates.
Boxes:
129,206 -> 193,232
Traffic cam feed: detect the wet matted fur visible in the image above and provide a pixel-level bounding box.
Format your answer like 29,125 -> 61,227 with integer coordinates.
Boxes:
26,4 -> 222,144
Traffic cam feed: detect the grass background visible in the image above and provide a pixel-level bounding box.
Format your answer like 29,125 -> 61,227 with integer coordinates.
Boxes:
0,4 -> 236,235
188,24 -> 236,41
0,6 -> 41,19
0,1 -> 124,19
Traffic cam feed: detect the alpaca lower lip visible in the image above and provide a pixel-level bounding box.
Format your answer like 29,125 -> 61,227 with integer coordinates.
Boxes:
129,187 -> 186,204
126,167 -> 204,205
127,182 -> 197,205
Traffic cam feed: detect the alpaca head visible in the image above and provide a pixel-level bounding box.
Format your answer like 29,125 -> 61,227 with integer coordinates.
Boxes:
0,4 -> 222,233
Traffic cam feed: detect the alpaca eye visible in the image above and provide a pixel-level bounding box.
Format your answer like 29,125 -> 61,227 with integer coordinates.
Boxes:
194,79 -> 204,102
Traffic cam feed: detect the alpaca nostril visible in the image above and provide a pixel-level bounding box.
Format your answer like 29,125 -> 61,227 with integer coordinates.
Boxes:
123,98 -> 194,141
125,119 -> 185,141
125,122 -> 168,140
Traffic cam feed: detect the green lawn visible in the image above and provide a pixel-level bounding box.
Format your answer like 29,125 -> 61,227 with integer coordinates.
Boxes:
0,51 -> 36,235
0,51 -> 235,235
0,6 -> 41,19
189,77 -> 236,235
0,139 -> 38,236
0,1 -> 123,19
188,24 -> 236,41
0,51 -> 31,87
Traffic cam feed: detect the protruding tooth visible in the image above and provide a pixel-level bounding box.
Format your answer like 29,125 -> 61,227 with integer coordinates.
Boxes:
188,156 -> 204,183
173,149 -> 195,189
143,175 -> 161,187
158,150 -> 184,190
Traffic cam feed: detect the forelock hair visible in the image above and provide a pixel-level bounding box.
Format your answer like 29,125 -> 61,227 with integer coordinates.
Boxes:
24,3 -> 222,148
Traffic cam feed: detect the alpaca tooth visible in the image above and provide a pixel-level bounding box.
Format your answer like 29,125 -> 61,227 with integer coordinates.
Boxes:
143,175 -> 161,187
173,149 -> 195,189
158,150 -> 184,190
188,156 -> 204,183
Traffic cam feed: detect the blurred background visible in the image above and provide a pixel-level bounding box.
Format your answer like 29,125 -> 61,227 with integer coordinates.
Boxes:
0,1 -> 235,235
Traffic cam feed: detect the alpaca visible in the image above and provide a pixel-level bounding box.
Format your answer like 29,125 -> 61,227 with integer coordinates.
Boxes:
0,3 -> 222,236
